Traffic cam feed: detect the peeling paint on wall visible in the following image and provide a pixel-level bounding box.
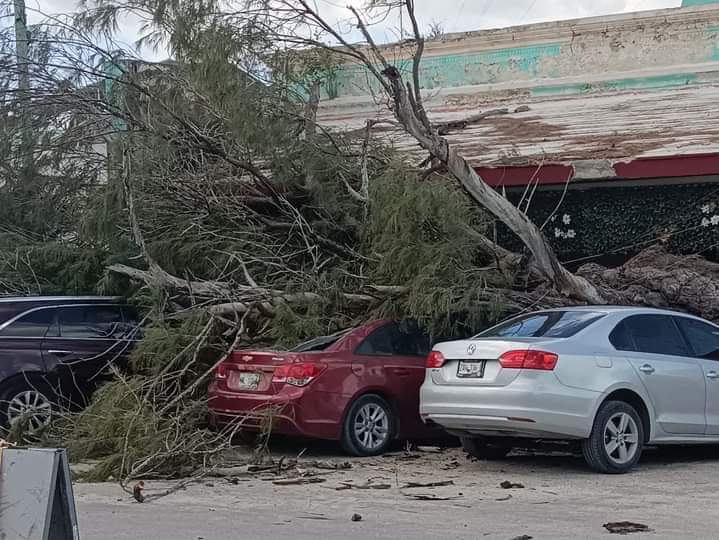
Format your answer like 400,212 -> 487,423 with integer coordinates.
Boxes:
707,26 -> 719,60
327,43 -> 562,98
319,7 -> 719,100
531,73 -> 699,97
316,7 -> 719,171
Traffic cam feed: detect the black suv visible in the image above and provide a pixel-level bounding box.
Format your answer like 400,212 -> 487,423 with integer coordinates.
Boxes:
0,296 -> 140,432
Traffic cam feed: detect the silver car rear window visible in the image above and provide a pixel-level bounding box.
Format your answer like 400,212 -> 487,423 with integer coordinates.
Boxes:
478,311 -> 605,338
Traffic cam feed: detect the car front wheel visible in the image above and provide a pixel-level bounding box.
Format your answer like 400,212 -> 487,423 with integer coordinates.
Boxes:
582,400 -> 644,474
341,394 -> 395,457
0,379 -> 55,435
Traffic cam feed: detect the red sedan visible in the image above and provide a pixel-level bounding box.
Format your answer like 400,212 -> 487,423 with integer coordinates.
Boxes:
208,320 -> 443,456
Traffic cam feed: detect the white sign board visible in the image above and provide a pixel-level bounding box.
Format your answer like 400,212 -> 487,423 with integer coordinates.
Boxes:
0,447 -> 79,540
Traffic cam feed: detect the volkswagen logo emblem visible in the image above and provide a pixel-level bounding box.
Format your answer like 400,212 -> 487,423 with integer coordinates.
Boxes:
467,343 -> 476,356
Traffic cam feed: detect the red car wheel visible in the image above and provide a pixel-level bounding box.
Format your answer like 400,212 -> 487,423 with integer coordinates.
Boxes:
341,394 -> 395,457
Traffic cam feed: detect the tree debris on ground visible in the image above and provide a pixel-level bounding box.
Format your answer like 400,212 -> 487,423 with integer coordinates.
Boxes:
401,493 -> 462,501
401,480 -> 454,489
272,477 -> 326,486
335,480 -> 392,491
603,522 -> 652,535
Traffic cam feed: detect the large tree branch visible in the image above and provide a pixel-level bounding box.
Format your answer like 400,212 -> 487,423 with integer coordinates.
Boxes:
404,0 -> 431,131
379,65 -> 603,303
107,263 -> 403,312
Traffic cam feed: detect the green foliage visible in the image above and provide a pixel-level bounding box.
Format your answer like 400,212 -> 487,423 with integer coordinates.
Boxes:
269,303 -> 331,349
57,376 -> 214,482
0,241 -> 107,295
130,314 -> 212,372
365,165 -> 507,337
49,315 -> 224,481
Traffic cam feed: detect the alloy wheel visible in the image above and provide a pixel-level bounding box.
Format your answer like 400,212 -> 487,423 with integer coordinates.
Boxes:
353,403 -> 389,451
603,412 -> 639,465
7,390 -> 53,433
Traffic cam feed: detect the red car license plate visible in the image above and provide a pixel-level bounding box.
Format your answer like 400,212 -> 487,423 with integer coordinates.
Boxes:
232,371 -> 262,390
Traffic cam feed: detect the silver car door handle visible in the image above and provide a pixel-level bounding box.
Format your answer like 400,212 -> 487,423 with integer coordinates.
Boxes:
47,349 -> 73,357
707,371 -> 719,380
639,364 -> 655,374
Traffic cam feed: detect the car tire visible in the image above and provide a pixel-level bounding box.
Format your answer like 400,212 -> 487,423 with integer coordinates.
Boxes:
0,377 -> 55,435
582,400 -> 644,474
461,436 -> 512,460
341,394 -> 395,457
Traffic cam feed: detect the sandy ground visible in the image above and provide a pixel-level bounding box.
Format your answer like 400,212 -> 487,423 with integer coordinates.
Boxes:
74,442 -> 719,540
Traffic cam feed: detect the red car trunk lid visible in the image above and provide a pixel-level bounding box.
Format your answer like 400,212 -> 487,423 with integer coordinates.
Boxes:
221,351 -> 298,394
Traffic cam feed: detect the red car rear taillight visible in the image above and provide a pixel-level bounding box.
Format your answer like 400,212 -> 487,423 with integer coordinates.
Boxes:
215,364 -> 228,380
499,350 -> 558,371
426,351 -> 446,369
272,362 -> 327,387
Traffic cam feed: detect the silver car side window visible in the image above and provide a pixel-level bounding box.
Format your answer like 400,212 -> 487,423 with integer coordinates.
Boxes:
619,315 -> 689,356
675,317 -> 719,361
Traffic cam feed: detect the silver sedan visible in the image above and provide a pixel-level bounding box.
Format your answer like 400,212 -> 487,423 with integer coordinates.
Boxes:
420,306 -> 719,473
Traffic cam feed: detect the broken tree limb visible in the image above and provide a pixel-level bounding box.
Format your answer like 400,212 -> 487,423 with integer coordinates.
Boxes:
303,79 -> 321,190
436,108 -> 510,135
107,263 -> 233,297
107,263 -> 405,312
108,256 -> 581,317
379,64 -> 604,304
405,0 -> 432,131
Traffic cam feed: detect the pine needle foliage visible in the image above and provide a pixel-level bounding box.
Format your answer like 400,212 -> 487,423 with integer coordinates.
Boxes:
366,165 -> 507,336
49,314 -> 227,481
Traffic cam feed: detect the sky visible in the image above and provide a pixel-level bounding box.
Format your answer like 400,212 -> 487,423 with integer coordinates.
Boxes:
21,0 -> 684,58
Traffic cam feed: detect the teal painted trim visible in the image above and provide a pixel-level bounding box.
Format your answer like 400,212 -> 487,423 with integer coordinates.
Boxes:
683,0 -> 719,6
101,61 -> 127,131
530,72 -> 699,97
326,42 -> 562,98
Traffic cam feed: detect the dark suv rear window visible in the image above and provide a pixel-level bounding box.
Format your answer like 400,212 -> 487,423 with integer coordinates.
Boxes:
478,311 -> 605,339
59,305 -> 125,338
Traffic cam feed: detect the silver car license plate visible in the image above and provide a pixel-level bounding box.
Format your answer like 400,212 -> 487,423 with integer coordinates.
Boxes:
457,361 -> 485,378
237,372 -> 262,390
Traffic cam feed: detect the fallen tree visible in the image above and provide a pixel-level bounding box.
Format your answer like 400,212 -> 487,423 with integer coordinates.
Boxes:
4,0 -> 719,484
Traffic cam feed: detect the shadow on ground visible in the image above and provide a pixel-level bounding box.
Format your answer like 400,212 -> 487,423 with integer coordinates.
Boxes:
242,433 -> 719,475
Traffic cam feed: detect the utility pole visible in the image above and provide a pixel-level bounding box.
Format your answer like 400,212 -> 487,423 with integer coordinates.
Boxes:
13,0 -> 30,93
13,0 -> 32,174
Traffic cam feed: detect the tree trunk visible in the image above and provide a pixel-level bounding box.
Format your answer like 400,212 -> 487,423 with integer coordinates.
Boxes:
578,245 -> 719,321
381,66 -> 604,303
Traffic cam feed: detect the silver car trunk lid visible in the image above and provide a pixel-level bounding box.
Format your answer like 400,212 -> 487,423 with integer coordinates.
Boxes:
431,337 -> 558,387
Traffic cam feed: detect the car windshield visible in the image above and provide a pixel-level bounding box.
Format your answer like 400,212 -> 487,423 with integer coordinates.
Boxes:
478,311 -> 605,338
